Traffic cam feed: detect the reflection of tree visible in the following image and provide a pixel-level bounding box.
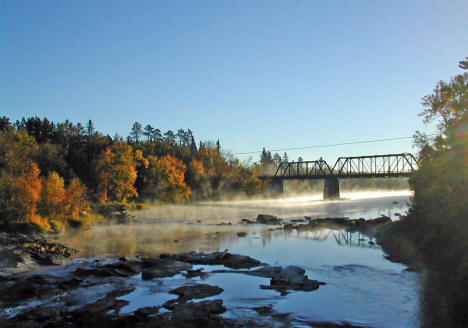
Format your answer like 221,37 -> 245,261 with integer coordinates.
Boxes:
58,223 -> 226,258
331,230 -> 376,248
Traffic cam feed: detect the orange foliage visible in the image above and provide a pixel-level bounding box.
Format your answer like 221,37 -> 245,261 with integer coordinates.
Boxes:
142,155 -> 191,202
3,161 -> 48,228
64,178 -> 88,218
191,159 -> 205,176
196,146 -> 230,178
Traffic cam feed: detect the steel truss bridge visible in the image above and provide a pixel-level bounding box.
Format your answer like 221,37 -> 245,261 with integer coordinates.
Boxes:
259,153 -> 419,199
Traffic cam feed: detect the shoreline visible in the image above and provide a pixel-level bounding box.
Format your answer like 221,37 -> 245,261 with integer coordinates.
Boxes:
1,215 -> 404,327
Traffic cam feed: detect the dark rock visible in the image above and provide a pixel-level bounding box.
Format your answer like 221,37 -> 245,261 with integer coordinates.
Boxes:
185,268 -> 207,278
171,299 -> 226,320
257,214 -> 282,224
170,284 -> 224,300
134,306 -> 160,317
253,305 -> 273,315
365,216 -> 392,224
259,266 -> 321,294
241,218 -> 255,224
0,232 -> 77,273
141,259 -> 192,280
236,232 -> 247,237
0,275 -> 54,305
74,260 -> 141,278
160,250 -> 261,269
213,265 -> 323,295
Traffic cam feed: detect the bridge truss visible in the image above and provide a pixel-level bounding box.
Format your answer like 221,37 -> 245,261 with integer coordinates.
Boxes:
266,153 -> 419,180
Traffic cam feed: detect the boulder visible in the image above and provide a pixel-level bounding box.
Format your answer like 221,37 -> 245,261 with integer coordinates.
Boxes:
141,260 -> 192,280
169,284 -> 224,300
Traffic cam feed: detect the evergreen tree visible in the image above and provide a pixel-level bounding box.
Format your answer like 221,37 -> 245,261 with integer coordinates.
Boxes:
86,120 -> 95,137
130,122 -> 143,144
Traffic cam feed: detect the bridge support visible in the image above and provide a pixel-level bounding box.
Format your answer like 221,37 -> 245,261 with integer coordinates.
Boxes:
324,177 -> 340,200
270,179 -> 283,195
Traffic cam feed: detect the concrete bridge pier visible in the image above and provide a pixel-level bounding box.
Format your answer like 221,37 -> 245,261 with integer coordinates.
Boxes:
324,176 -> 340,200
270,179 -> 283,195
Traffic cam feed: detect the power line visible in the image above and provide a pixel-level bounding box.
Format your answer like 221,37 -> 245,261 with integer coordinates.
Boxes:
233,134 -> 438,155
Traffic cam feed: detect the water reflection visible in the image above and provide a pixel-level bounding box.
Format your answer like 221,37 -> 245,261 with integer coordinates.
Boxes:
58,191 -> 410,257
55,192 -> 420,327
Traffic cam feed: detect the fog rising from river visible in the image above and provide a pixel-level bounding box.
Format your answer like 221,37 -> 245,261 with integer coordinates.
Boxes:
56,190 -> 420,327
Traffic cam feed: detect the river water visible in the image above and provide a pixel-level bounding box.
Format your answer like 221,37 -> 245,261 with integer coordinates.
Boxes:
57,191 -> 421,327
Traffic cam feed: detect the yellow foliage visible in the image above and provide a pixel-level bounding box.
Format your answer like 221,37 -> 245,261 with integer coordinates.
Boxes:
96,143 -> 141,203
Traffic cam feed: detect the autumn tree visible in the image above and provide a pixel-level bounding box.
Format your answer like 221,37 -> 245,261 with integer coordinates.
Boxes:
0,130 -> 45,225
95,142 -> 147,203
139,155 -> 191,202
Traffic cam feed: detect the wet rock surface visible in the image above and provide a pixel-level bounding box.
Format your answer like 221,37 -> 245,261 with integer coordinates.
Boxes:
0,249 -> 323,327
256,214 -> 282,224
285,216 -> 392,234
242,214 -> 282,225
0,232 -> 77,275
213,265 -> 325,295
160,250 -> 262,269
170,284 -> 224,301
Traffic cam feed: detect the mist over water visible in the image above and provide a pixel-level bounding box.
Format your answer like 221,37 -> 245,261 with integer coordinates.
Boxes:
56,191 -> 420,327
58,191 -> 413,258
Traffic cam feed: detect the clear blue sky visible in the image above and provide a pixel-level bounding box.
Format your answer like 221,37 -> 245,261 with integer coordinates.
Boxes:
1,1 -> 467,163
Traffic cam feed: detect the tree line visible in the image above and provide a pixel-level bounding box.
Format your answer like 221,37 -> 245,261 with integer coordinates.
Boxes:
0,118 -> 263,231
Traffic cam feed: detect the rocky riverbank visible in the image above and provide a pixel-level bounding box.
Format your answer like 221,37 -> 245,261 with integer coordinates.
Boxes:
0,214 -> 400,327
0,232 -> 77,277
0,249 -> 327,327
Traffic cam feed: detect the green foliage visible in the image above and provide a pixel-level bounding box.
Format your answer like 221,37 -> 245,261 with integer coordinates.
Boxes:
378,57 -> 468,327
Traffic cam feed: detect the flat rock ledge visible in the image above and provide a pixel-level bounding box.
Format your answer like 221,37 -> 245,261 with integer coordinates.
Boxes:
160,249 -> 262,269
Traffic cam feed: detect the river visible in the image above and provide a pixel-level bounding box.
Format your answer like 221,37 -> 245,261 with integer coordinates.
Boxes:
55,191 -> 421,327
